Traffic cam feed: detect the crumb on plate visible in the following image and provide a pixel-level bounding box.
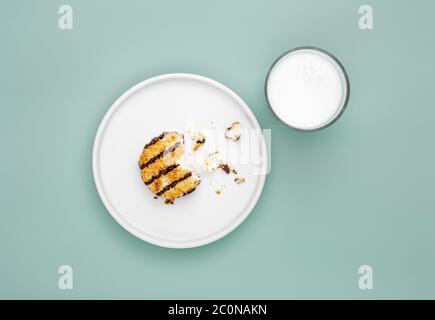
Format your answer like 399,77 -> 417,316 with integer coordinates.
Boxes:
218,163 -> 230,174
234,176 -> 246,184
203,151 -> 221,172
187,126 -> 206,151
225,121 -> 241,141
214,184 -> 226,195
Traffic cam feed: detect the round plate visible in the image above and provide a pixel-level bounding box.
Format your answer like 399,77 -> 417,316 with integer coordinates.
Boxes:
93,74 -> 267,248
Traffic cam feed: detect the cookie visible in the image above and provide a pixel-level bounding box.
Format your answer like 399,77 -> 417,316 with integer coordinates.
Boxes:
139,131 -> 201,204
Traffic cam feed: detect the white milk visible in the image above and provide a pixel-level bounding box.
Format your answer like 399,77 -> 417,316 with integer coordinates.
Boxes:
266,48 -> 349,130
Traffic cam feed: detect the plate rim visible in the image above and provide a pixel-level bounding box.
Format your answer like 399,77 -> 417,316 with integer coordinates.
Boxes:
92,73 -> 267,249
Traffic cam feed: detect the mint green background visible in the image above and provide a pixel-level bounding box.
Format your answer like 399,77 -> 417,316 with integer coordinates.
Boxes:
1,0 -> 434,299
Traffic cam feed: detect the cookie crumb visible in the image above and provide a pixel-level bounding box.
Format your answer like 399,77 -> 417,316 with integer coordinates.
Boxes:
218,163 -> 231,174
193,137 -> 206,151
234,177 -> 245,184
225,121 -> 241,141
214,184 -> 226,195
203,151 -> 221,172
187,126 -> 206,151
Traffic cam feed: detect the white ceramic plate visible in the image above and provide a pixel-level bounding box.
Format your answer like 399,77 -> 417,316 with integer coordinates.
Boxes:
93,74 -> 267,248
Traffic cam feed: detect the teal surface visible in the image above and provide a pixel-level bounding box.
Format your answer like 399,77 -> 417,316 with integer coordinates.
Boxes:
1,0 -> 434,299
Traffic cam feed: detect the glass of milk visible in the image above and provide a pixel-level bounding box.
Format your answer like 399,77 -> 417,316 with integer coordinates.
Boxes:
265,47 -> 350,131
